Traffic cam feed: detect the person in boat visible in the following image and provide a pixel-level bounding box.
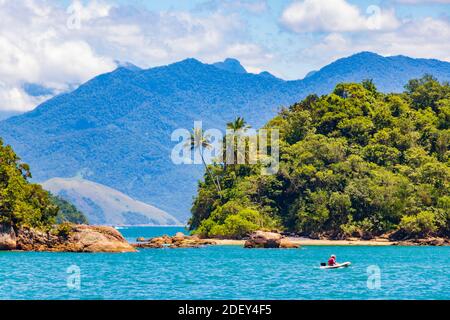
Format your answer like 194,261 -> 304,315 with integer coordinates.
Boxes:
328,255 -> 337,266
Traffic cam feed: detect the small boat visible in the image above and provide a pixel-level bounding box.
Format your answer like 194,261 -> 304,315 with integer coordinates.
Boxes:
320,262 -> 351,269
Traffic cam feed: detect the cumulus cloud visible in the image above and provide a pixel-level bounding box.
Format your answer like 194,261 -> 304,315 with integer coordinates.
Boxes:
0,0 -> 116,111
394,0 -> 450,3
280,0 -> 400,33
301,16 -> 450,70
196,0 -> 269,14
0,82 -> 51,112
276,0 -> 450,78
0,0 -> 271,112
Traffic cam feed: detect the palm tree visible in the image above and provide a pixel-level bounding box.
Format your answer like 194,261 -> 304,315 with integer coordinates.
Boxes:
225,117 -> 251,166
226,117 -> 250,132
185,128 -> 222,194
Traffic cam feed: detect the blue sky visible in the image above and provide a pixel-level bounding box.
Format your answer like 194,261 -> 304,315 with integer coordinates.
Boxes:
1,0 -> 450,112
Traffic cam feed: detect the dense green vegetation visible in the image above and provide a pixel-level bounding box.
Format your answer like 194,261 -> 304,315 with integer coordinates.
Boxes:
190,76 -> 450,240
49,194 -> 88,225
0,139 -> 86,228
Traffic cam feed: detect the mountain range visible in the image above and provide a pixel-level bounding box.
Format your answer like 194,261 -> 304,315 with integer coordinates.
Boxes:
1,52 -> 450,222
43,177 -> 180,226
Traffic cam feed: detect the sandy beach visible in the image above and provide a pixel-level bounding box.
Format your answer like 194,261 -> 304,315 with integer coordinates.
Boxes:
206,237 -> 394,246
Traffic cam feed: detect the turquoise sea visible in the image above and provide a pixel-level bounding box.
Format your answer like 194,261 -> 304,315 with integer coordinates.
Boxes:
0,226 -> 448,300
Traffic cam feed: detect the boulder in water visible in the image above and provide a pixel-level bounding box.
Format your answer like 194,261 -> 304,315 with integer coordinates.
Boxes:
9,225 -> 136,253
280,239 -> 299,249
244,231 -> 299,249
134,233 -> 216,249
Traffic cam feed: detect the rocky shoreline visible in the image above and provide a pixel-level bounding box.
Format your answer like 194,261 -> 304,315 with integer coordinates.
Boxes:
134,230 -> 450,250
134,232 -> 216,249
191,231 -> 450,248
0,224 -> 136,253
206,237 -> 450,246
134,231 -> 300,249
2,226 -> 448,253
393,237 -> 450,246
243,231 -> 299,248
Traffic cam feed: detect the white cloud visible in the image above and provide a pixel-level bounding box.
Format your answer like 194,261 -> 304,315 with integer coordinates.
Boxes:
300,16 -> 450,72
196,0 -> 269,14
376,17 -> 450,60
395,0 -> 450,3
276,0 -> 450,78
232,0 -> 268,13
0,0 -> 116,111
0,82 -> 51,112
280,0 -> 400,33
68,0 -> 111,22
225,43 -> 274,67
0,0 -> 271,112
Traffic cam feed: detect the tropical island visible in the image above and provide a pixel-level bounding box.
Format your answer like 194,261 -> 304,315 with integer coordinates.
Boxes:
1,76 -> 449,252
188,76 -> 449,246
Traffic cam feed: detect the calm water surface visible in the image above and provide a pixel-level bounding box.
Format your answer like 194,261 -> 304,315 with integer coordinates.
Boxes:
0,226 -> 448,300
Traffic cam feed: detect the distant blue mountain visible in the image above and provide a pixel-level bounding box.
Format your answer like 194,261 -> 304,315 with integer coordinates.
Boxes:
212,58 -> 247,74
303,70 -> 317,79
23,83 -> 55,97
114,61 -> 142,72
1,52 -> 450,221
296,52 -> 450,93
258,71 -> 284,81
0,111 -> 20,121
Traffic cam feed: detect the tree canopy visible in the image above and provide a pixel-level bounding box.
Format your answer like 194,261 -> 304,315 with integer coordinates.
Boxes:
190,76 -> 450,240
49,194 -> 89,225
0,139 -> 86,228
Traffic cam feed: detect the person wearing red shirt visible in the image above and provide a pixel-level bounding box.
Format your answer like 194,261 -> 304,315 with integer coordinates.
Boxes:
328,255 -> 337,266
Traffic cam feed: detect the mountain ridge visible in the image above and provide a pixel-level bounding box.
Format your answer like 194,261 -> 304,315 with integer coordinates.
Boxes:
43,177 -> 181,226
1,52 -> 450,221
212,58 -> 248,74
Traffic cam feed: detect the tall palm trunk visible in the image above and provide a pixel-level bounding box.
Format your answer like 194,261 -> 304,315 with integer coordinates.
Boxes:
200,150 -> 222,195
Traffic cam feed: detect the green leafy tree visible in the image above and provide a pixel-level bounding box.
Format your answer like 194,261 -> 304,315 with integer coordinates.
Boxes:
399,211 -> 438,238
0,139 -> 58,229
225,117 -> 252,167
190,77 -> 450,240
226,117 -> 251,132
49,194 -> 88,224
